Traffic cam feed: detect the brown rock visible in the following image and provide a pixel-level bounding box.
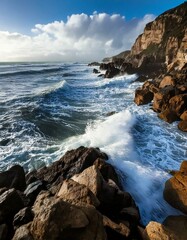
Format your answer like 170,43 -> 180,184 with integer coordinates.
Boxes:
159,75 -> 175,88
134,87 -> 154,105
12,223 -> 33,240
35,147 -> 108,187
164,160 -> 187,214
0,165 -> 26,191
169,94 -> 187,117
180,110 -> 187,120
57,179 -> 100,207
178,120 -> 187,132
103,215 -> 130,238
31,191 -> 106,240
158,109 -> 179,123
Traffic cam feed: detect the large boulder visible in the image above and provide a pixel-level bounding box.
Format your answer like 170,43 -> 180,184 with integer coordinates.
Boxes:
134,87 -> 154,105
12,223 -> 33,240
30,191 -> 107,240
143,215 -> 187,240
169,94 -> 187,117
57,179 -> 100,207
0,188 -> 24,223
164,161 -> 187,214
13,207 -> 34,230
158,109 -> 179,123
0,165 -> 26,191
34,147 -> 108,187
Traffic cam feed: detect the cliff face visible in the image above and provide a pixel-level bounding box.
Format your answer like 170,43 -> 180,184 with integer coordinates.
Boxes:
113,2 -> 187,75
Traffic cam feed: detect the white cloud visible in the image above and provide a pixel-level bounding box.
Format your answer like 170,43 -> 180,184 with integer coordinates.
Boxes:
0,13 -> 155,62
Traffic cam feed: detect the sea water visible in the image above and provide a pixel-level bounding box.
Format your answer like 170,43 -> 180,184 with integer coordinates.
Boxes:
0,62 -> 186,224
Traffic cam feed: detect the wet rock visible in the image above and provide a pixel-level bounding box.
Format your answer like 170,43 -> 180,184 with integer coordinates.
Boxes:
12,223 -> 33,240
135,75 -> 148,82
57,179 -> 100,207
88,62 -> 100,66
0,165 -> 26,191
93,68 -> 100,74
169,94 -> 187,117
36,147 -> 108,187
164,160 -> 187,214
94,158 -> 121,188
0,188 -> 24,223
104,66 -> 120,78
178,120 -> 187,132
13,207 -> 34,230
0,224 -> 8,240
158,109 -> 179,123
0,139 -> 10,146
31,191 -> 106,240
134,87 -> 154,105
24,180 -> 45,205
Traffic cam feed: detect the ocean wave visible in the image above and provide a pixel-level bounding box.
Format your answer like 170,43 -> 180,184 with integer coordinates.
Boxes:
0,67 -> 64,77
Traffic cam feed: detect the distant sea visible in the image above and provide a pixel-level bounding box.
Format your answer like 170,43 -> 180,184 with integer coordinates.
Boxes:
0,62 -> 186,224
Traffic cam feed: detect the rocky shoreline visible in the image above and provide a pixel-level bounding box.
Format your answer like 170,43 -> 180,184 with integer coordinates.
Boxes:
0,147 -> 187,239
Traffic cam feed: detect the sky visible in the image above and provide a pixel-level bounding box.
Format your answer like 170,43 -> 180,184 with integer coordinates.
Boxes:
0,0 -> 185,62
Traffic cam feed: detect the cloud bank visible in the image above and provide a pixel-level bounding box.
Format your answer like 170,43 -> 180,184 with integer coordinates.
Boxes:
0,13 -> 155,62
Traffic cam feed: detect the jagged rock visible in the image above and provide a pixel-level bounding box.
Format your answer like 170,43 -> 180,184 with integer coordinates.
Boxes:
24,180 -> 45,205
159,75 -> 175,88
153,86 -> 176,112
178,120 -> 187,132
34,147 -> 108,187
31,191 -> 106,240
93,68 -> 100,74
169,94 -> 187,117
158,109 -> 179,123
104,66 -> 120,78
134,87 -> 154,105
13,207 -> 34,230
143,216 -> 187,240
0,165 -> 26,191
0,188 -> 24,223
12,223 -> 33,240
164,160 -> 187,214
94,158 -> 121,188
180,110 -> 187,120
0,224 -> 7,240
103,215 -> 130,239
57,179 -> 100,207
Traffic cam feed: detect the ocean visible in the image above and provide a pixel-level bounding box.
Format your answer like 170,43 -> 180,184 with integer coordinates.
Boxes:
0,62 -> 186,224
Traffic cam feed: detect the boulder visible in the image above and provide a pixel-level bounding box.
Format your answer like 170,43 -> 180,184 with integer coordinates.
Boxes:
13,207 -> 34,230
164,160 -> 187,214
12,223 -> 33,240
24,180 -> 45,205
104,66 -> 120,78
153,86 -> 175,112
36,147 -> 108,187
57,179 -> 100,207
94,158 -> 121,188
143,216 -> 187,240
31,191 -> 106,240
93,68 -> 100,74
178,120 -> 187,132
0,188 -> 24,223
103,215 -> 130,239
169,94 -> 187,117
159,75 -> 175,88
180,110 -> 187,120
134,87 -> 154,105
158,109 -> 179,123
0,165 -> 26,191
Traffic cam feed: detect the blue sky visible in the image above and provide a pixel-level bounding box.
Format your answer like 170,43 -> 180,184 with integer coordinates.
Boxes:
0,0 -> 185,61
0,0 -> 184,33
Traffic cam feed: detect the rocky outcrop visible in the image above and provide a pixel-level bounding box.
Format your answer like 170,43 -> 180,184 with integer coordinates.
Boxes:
0,147 -> 142,240
164,160 -> 187,214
